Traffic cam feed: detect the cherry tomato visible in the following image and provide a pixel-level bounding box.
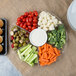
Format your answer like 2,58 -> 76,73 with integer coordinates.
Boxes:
33,23 -> 37,27
29,18 -> 32,22
28,30 -> 31,32
17,17 -> 21,22
26,17 -> 29,22
16,22 -> 20,26
28,26 -> 31,29
33,16 -> 37,20
24,23 -> 27,26
23,18 -> 26,22
28,14 -> 33,18
25,27 -> 28,30
32,27 -> 36,30
27,22 -> 31,26
33,19 -> 37,23
24,12 -> 28,16
29,11 -> 32,15
34,11 -> 38,16
20,15 -> 24,19
20,23 -> 23,28
23,25 -> 26,29
31,12 -> 34,17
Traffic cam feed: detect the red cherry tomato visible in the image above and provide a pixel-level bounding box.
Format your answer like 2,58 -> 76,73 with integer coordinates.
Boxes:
28,26 -> 31,29
20,23 -> 23,28
31,12 -> 34,17
23,18 -> 26,22
29,11 -> 32,15
28,30 -> 31,32
26,17 -> 29,22
28,14 -> 33,18
23,25 -> 26,29
20,15 -> 24,19
33,23 -> 37,27
17,17 -> 21,22
33,16 -> 37,20
27,22 -> 31,26
16,22 -> 20,26
32,27 -> 36,30
24,23 -> 27,26
24,12 -> 28,16
25,27 -> 28,30
33,19 -> 37,23
33,11 -> 38,16
29,18 -> 32,22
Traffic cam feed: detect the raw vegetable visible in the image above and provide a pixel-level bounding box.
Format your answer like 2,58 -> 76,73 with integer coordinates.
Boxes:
16,11 -> 38,32
47,24 -> 66,49
38,11 -> 62,31
38,43 -> 60,66
17,44 -> 38,66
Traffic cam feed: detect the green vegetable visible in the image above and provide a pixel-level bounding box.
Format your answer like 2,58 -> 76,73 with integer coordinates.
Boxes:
21,45 -> 32,56
47,24 -> 66,49
19,44 -> 31,53
28,54 -> 37,63
17,44 -> 38,66
34,58 -> 38,63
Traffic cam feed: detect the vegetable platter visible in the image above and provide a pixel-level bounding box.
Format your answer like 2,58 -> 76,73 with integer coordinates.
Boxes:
10,11 -> 66,66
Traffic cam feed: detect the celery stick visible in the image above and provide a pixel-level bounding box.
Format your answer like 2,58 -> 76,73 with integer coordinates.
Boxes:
34,58 -> 38,63
17,50 -> 22,59
24,54 -> 30,62
19,44 -> 31,53
27,62 -> 34,67
24,48 -> 32,56
29,54 -> 37,63
32,46 -> 37,52
26,53 -> 34,62
21,45 -> 32,56
35,51 -> 38,54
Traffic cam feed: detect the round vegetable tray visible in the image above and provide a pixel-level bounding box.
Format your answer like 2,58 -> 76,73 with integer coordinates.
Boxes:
10,11 -> 67,66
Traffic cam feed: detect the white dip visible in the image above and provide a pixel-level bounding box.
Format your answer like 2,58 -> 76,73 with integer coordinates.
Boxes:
29,28 -> 47,46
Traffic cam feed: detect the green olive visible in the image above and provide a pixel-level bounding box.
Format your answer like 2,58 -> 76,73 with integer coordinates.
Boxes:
16,36 -> 19,39
19,44 -> 22,47
21,36 -> 24,40
23,43 -> 26,46
18,31 -> 20,34
13,35 -> 16,37
14,43 -> 18,47
25,38 -> 29,41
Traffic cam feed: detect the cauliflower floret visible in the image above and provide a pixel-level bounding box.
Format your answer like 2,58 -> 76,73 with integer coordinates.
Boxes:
43,27 -> 48,31
58,21 -> 62,24
38,11 -> 62,31
49,24 -> 55,30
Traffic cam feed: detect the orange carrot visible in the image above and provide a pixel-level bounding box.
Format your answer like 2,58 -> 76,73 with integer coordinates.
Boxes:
38,43 -> 61,66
